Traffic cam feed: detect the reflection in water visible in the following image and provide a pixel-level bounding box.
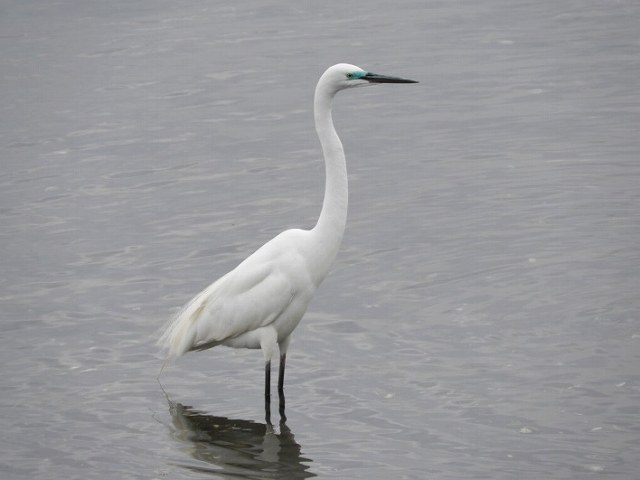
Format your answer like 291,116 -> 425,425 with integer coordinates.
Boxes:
164,395 -> 316,478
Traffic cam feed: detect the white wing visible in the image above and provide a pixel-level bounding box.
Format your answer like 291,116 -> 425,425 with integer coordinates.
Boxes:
158,231 -> 308,360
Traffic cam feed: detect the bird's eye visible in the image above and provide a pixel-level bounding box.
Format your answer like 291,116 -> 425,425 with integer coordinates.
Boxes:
346,73 -> 353,79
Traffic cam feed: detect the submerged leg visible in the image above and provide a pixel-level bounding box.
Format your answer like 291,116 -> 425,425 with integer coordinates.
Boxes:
277,335 -> 291,423
265,360 -> 272,426
259,328 -> 278,426
278,353 -> 287,422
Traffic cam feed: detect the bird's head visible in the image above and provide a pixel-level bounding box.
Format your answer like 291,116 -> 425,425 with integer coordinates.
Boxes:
320,63 -> 418,94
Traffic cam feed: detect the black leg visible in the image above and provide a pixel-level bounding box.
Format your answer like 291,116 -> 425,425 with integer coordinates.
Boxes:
265,360 -> 272,426
278,353 -> 287,422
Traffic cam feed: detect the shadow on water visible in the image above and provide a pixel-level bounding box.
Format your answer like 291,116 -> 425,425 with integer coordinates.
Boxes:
161,393 -> 316,478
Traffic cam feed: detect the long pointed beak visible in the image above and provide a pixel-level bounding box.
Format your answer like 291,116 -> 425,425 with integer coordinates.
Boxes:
362,72 -> 418,84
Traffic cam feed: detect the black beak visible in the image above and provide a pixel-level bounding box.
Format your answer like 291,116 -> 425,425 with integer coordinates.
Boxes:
362,72 -> 418,84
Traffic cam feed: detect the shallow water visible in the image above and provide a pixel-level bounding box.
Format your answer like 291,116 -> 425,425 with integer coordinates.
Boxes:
1,1 -> 639,478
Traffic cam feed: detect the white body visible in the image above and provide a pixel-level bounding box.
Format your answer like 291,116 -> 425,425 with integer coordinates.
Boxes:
160,228 -> 322,362
158,64 -> 359,365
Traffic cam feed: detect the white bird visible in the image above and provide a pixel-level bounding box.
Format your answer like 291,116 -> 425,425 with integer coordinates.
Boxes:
158,63 -> 417,423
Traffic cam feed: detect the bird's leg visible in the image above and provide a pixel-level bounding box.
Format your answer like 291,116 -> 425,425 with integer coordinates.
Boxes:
278,352 -> 287,422
260,331 -> 278,426
264,360 -> 272,426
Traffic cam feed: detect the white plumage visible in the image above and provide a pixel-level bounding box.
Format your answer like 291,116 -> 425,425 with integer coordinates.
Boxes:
157,63 -> 416,421
159,229 -> 314,360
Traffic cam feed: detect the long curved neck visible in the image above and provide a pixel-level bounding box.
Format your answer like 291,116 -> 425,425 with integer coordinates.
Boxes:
309,81 -> 348,284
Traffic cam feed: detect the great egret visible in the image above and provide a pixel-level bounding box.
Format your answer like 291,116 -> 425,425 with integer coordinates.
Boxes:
158,63 -> 417,423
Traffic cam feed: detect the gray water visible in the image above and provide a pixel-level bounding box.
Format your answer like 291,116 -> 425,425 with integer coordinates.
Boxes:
1,1 -> 639,478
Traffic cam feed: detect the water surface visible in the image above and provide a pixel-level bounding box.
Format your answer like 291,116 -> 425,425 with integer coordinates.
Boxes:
1,1 -> 639,478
